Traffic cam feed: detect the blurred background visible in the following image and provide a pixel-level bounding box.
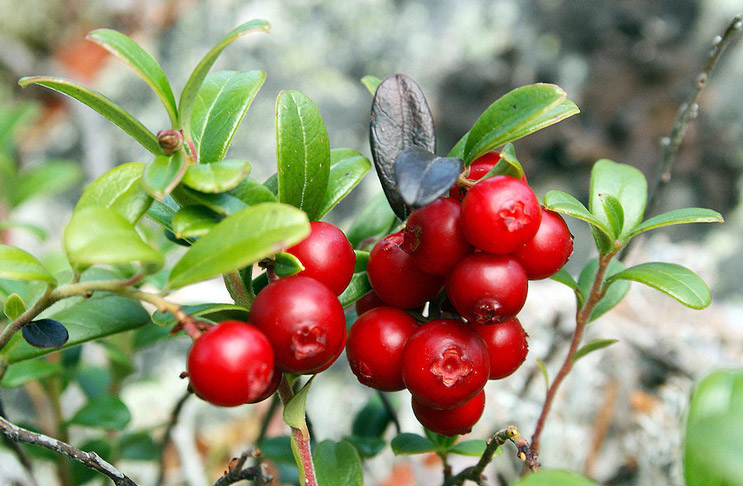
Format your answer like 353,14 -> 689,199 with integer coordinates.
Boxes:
1,0 -> 742,485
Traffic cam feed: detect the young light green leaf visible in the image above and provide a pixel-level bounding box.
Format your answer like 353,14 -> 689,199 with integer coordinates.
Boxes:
536,358 -> 550,389
191,70 -> 265,163
146,196 -> 179,231
167,202 -> 310,289
338,272 -> 371,308
578,259 -> 630,322
171,205 -> 221,239
0,360 -> 63,388
600,194 -> 625,238
572,339 -> 618,363
182,159 -> 251,193
313,440 -> 364,486
544,190 -> 614,241
0,221 -> 46,241
390,433 -> 436,455
172,185 -> 247,217
589,159 -> 646,239
18,76 -> 162,155
3,293 -> 26,320
142,152 -> 187,200
76,162 -> 152,224
179,19 -> 270,138
151,302 -> 248,327
274,252 -> 305,277
514,470 -> 599,486
550,268 -> 580,294
346,192 -> 399,249
464,84 -> 577,163
228,177 -> 279,206
283,376 -> 314,428
481,143 -> 523,180
69,395 -> 131,430
276,90 -> 331,219
64,207 -> 164,274
86,28 -> 178,125
448,440 -> 487,457
361,75 -> 382,95
629,207 -> 723,237
315,149 -> 371,220
13,160 -> 83,207
0,245 -> 56,284
607,262 -> 711,309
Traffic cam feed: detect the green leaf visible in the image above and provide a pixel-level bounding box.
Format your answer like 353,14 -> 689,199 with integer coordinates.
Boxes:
313,440 -> 364,486
283,376 -> 314,428
536,358 -> 550,389
577,259 -> 630,322
549,268 -> 580,294
18,76 -> 162,155
76,365 -> 111,399
3,293 -> 26,320
1,360 -> 63,388
168,202 -> 310,289
12,160 -> 83,207
69,395 -> 131,430
151,302 -> 249,328
76,162 -> 153,224
0,102 -> 38,153
182,159 -> 251,193
390,433 -> 436,455
315,149 -> 371,220
4,293 -> 150,363
146,197 -> 179,231
351,395 -> 393,438
448,439 -> 487,457
361,75 -> 382,95
684,369 -> 743,486
463,84 -> 578,163
338,272 -> 371,308
228,177 -> 279,205
346,435 -> 386,458
120,431 -> 159,461
481,143 -> 523,179
346,192 -> 399,249
572,339 -> 618,363
64,207 -> 164,274
142,152 -> 187,200
172,185 -> 247,216
172,205 -> 221,239
629,207 -> 723,237
191,70 -> 265,163
0,245 -> 56,284
513,470 -> 599,486
589,159 -> 646,239
607,262 -> 711,309
274,252 -> 305,277
86,28 -> 178,126
179,19 -> 270,138
544,190 -> 614,242
258,435 -> 295,465
425,428 -> 459,451
600,194 -> 624,239
276,90 -> 331,219
0,221 -> 46,241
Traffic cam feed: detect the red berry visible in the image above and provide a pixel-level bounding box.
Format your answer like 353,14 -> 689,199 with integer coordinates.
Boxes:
187,321 -> 274,407
249,276 -> 346,374
460,175 -> 542,254
354,290 -> 386,316
346,307 -> 420,391
246,369 -> 283,404
286,221 -> 356,295
449,152 -> 501,200
402,198 -> 473,276
446,253 -> 528,325
472,318 -> 529,379
512,209 -> 573,280
402,319 -> 489,410
367,232 -> 443,309
411,390 -> 485,436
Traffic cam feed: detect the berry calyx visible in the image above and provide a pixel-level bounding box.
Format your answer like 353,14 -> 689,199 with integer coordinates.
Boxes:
473,318 -> 529,379
411,390 -> 486,436
512,208 -> 574,280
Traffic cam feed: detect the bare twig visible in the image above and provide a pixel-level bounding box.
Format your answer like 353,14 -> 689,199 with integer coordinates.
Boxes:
155,389 -> 192,486
213,449 -> 273,486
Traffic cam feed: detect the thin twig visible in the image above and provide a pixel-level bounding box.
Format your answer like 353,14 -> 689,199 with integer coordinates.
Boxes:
213,449 -> 273,486
155,389 -> 192,486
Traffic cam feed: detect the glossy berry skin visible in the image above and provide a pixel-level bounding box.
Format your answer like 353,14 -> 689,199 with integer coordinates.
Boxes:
460,175 -> 542,254
512,209 -> 574,280
285,221 -> 356,295
402,198 -> 473,276
187,321 -> 274,407
446,253 -> 528,325
354,290 -> 386,316
246,369 -> 283,404
367,232 -> 444,309
473,318 -> 529,379
346,307 -> 420,391
249,276 -> 346,374
402,319 -> 489,410
412,390 -> 485,436
449,151 -> 501,200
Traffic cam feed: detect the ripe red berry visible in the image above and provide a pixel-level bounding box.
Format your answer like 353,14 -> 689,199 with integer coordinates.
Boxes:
460,175 -> 542,254
402,319 -> 489,410
411,390 -> 485,436
285,221 -> 356,295
446,253 -> 528,325
402,198 -> 473,276
354,290 -> 386,316
512,209 -> 573,280
346,307 -> 420,391
367,232 -> 444,309
472,318 -> 529,379
187,321 -> 274,407
449,151 -> 501,200
249,276 -> 346,374
246,368 -> 283,404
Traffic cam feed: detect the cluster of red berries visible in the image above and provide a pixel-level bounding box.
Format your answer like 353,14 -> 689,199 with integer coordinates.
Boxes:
186,221 -> 355,407
346,152 -> 574,436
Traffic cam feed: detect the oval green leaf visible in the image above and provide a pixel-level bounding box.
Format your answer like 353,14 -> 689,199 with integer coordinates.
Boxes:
361,75 -> 382,96
69,395 -> 131,430
338,272 -> 372,308
313,440 -> 364,486
228,177 -> 279,205
607,262 -> 711,309
448,439 -> 487,457
600,194 -> 624,238
572,338 -> 618,363
314,149 -> 371,220
481,143 -> 523,180
142,152 -> 187,200
182,159 -> 251,193
589,159 -> 646,239
514,470 -> 599,486
191,70 -> 265,163
76,162 -> 152,224
151,302 -> 249,328
18,76 -> 162,155
1,360 -> 63,388
578,258 -> 630,322
172,185 -> 247,217
3,293 -> 26,320
167,202 -> 310,289
171,205 -> 222,239
0,245 -> 56,284
629,207 -> 723,237
390,433 -> 436,455
274,252 -> 305,277
283,376 -> 314,429
544,190 -> 614,241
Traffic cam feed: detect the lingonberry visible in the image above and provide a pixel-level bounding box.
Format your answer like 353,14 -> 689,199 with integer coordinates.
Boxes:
249,276 -> 346,374
402,197 -> 473,276
285,221 -> 356,295
411,390 -> 486,436
187,321 -> 274,407
246,368 -> 283,404
346,307 -> 420,391
367,232 -> 444,309
512,208 -> 574,280
354,290 -> 386,316
449,151 -> 502,200
402,319 -> 489,410
460,175 -> 542,254
473,318 -> 529,379
446,253 -> 528,325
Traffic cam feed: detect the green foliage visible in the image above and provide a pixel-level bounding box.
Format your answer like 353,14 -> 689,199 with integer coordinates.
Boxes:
313,440 -> 364,486
68,395 -> 131,430
10,160 -> 83,208
75,162 -> 153,224
142,152 -> 187,200
608,262 -> 712,309
572,339 -> 618,363
3,293 -> 26,320
283,377 -> 314,428
448,439 -> 488,457
171,205 -> 221,239
151,303 -> 248,327
182,159 -> 251,193
315,149 -> 371,219
0,245 -> 56,285
514,470 -> 599,486
345,192 -> 399,249
589,159 -> 646,239
629,207 -> 723,236
0,360 -> 63,388
577,258 -> 631,321
390,433 -> 436,455
482,143 -> 524,180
